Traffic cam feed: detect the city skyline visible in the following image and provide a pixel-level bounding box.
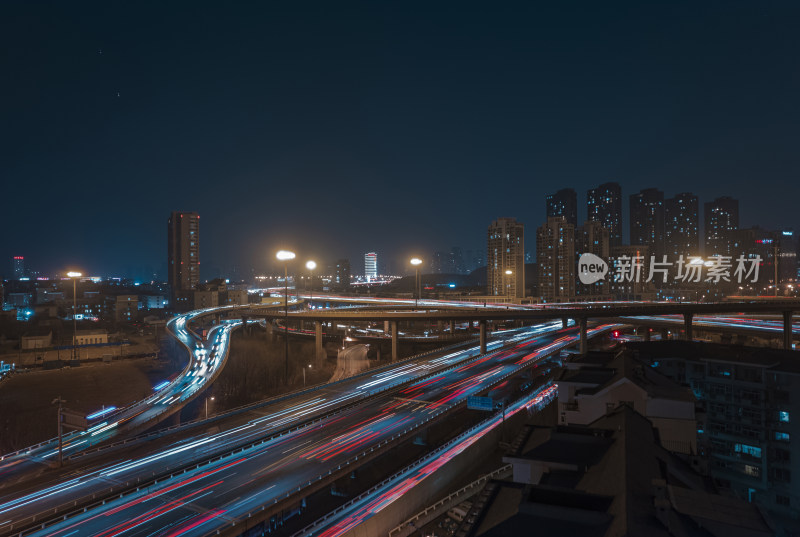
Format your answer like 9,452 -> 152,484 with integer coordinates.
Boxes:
3,2 -> 800,277
6,181 -> 795,283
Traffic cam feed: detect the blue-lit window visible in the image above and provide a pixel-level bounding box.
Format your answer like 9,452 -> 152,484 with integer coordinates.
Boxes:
735,443 -> 762,458
779,411 -> 790,423
775,432 -> 790,442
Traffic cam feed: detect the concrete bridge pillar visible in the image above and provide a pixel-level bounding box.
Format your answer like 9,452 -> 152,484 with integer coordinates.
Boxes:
783,311 -> 793,350
437,320 -> 443,333
384,320 -> 390,334
579,318 -> 587,355
449,320 -> 455,335
661,328 -> 669,340
643,327 -> 651,342
391,321 -> 398,361
265,320 -> 274,342
315,321 -> 324,364
562,318 -> 568,329
479,320 -> 487,354
683,313 -> 694,341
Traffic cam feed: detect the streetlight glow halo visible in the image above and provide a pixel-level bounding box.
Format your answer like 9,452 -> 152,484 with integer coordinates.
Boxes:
306,260 -> 317,270
276,250 -> 296,261
67,271 -> 82,278
410,257 -> 422,266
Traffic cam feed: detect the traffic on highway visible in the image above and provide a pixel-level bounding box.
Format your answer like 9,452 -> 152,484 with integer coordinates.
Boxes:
0,321 -> 616,537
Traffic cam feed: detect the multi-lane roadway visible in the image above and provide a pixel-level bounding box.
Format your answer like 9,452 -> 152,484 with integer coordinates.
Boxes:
1,321 -> 616,537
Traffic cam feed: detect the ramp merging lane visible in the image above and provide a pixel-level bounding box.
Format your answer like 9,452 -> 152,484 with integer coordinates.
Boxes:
0,313 -> 236,475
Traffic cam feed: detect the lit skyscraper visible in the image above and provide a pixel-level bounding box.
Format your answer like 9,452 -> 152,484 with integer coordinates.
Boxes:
630,188 -> 665,258
487,217 -> 525,298
664,192 -> 699,259
537,217 -> 575,301
546,188 -> 578,227
168,211 -> 200,307
587,182 -> 623,248
704,196 -> 739,256
576,220 -> 610,297
12,256 -> 24,279
364,252 -> 377,281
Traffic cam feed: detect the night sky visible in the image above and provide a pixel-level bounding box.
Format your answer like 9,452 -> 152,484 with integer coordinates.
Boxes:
2,1 -> 799,279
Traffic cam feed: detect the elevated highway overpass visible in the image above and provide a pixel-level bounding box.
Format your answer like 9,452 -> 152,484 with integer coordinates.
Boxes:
229,299 -> 800,357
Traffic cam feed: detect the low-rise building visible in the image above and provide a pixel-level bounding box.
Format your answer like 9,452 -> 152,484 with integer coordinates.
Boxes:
193,290 -> 218,309
106,294 -> 139,322
221,289 -> 248,306
75,329 -> 108,346
140,294 -> 168,309
21,330 -> 52,349
556,350 -> 696,454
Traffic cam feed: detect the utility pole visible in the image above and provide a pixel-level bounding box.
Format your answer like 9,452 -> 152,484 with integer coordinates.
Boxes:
284,264 -> 289,383
775,243 -> 780,297
52,396 -> 66,467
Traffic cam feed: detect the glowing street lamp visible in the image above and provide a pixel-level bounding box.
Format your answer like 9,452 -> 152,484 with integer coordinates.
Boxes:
410,258 -> 423,308
306,260 -> 317,308
67,272 -> 82,360
276,250 -> 295,383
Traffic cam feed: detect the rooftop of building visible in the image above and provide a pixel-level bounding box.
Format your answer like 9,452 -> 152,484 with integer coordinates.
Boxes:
21,329 -> 52,338
463,406 -> 772,537
627,340 -> 800,375
557,350 -> 695,402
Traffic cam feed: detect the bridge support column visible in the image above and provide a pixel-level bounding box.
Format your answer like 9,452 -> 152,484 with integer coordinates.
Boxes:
479,320 -> 487,354
437,320 -> 444,333
391,321 -> 398,361
449,320 -> 455,335
265,320 -> 274,342
579,318 -> 587,355
783,311 -> 793,350
315,321 -> 324,363
644,327 -> 651,342
661,328 -> 669,340
562,318 -> 568,329
684,313 -> 693,341
384,320 -> 389,334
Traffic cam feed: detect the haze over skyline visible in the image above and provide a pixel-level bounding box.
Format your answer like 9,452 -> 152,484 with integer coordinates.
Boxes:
3,1 -> 800,278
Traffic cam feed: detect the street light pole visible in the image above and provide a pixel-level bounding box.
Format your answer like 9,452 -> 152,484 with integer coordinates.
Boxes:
205,396 -> 214,419
775,243 -> 779,297
505,269 -> 513,301
67,272 -> 82,361
306,260 -> 317,309
410,258 -> 422,308
276,251 -> 296,384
